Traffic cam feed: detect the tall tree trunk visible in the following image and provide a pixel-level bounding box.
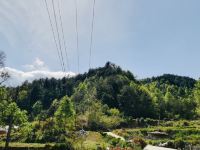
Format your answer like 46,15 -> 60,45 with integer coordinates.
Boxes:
5,117 -> 13,150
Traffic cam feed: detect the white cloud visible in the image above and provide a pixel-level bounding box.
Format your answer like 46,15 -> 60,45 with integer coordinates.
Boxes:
23,57 -> 48,71
0,57 -> 75,86
2,57 -> 76,86
3,67 -> 76,87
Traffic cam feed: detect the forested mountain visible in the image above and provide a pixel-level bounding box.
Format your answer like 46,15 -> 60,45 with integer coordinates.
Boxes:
142,74 -> 196,89
1,62 -> 200,149
9,62 -> 136,110
6,62 -> 199,121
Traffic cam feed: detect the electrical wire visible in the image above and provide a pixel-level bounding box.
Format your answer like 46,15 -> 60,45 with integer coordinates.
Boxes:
75,0 -> 80,73
57,0 -> 70,71
44,0 -> 64,72
89,0 -> 96,69
51,0 -> 66,72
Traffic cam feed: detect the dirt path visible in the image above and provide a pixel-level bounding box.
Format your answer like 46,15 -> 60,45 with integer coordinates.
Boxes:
105,132 -> 125,141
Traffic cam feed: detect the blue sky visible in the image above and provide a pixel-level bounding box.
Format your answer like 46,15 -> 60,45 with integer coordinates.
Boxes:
0,0 -> 200,85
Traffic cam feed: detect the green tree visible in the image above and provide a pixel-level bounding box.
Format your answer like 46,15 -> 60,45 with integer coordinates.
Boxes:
32,100 -> 43,119
54,96 -> 75,130
164,87 -> 177,118
144,82 -> 166,120
194,80 -> 200,105
17,90 -> 28,110
118,82 -> 155,118
88,102 -> 123,130
48,99 -> 59,117
96,75 -> 130,108
0,102 -> 27,149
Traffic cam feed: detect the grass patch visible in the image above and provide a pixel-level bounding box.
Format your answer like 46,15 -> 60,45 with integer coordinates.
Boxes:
0,142 -> 47,148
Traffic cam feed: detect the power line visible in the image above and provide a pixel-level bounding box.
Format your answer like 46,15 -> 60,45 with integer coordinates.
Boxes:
75,0 -> 80,73
57,0 -> 70,71
44,0 -> 64,72
89,0 -> 96,69
51,0 -> 66,72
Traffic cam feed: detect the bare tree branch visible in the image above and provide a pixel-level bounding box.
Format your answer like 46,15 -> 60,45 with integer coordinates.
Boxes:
0,51 -> 5,68
0,51 -> 9,85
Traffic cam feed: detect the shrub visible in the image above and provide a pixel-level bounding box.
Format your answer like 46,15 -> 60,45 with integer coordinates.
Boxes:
145,118 -> 159,126
182,121 -> 190,127
51,143 -> 74,150
174,139 -> 186,149
110,138 -> 121,146
133,138 -> 147,149
138,118 -> 146,127
100,132 -> 107,137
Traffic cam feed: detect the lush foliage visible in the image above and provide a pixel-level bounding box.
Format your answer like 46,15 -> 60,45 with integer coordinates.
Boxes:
8,62 -> 198,121
1,62 -> 200,149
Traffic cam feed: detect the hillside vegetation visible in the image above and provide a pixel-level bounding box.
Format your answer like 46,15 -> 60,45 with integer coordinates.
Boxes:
1,62 -> 200,149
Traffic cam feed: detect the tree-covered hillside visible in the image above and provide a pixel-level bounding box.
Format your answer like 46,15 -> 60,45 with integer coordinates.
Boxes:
1,62 -> 200,149
6,62 -> 199,120
141,74 -> 196,89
